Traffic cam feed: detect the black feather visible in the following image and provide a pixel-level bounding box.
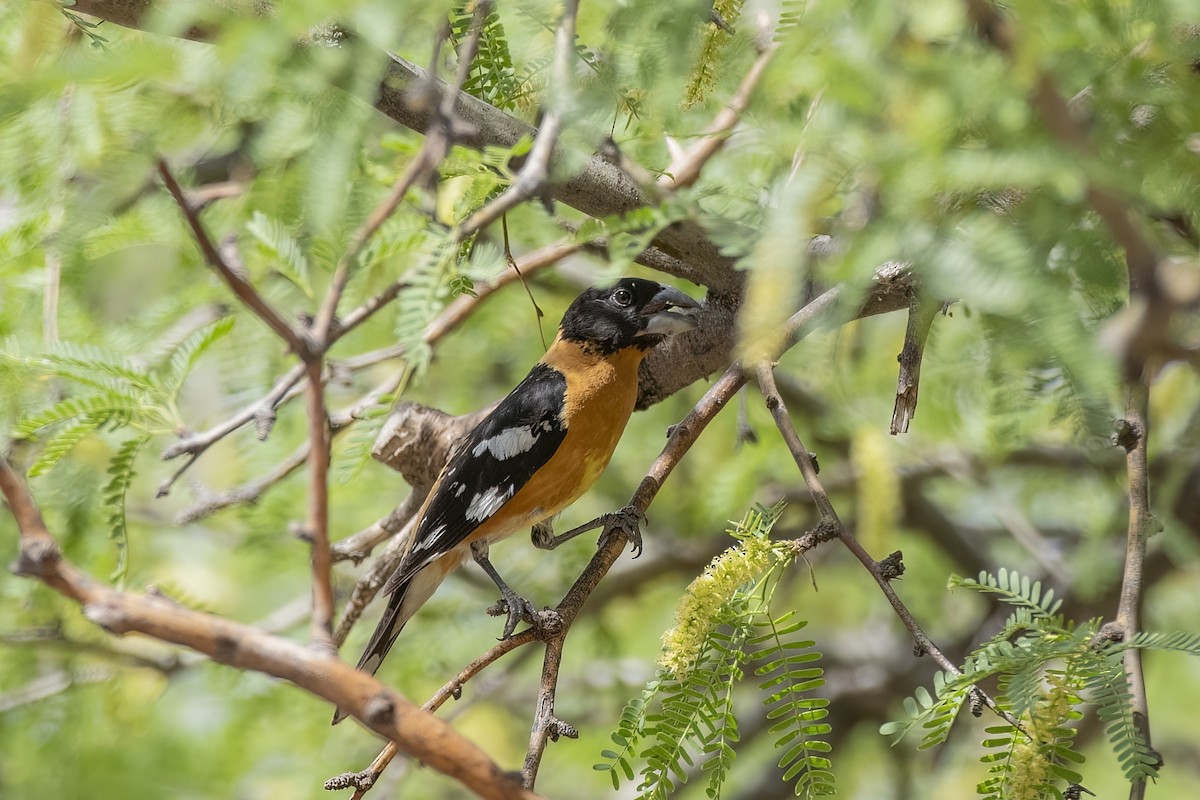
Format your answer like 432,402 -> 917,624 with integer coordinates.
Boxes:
381,363 -> 568,595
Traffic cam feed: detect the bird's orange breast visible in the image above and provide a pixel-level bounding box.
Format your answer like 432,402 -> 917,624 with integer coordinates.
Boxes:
469,340 -> 644,542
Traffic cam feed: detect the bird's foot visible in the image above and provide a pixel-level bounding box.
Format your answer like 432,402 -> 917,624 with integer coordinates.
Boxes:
486,589 -> 539,639
599,505 -> 648,557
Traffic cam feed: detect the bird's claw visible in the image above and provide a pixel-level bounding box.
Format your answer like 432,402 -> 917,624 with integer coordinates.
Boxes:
600,505 -> 647,557
487,592 -> 539,639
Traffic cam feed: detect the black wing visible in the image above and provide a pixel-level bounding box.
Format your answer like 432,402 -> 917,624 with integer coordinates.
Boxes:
386,363 -> 568,590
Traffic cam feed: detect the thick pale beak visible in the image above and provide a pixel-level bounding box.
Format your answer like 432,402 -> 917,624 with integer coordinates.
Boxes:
641,285 -> 701,336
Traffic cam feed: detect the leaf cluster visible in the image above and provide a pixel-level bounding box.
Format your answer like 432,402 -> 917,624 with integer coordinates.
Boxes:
597,504 -> 834,799
883,569 -> 1200,798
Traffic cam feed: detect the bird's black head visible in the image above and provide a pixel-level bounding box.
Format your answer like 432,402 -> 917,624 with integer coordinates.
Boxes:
558,278 -> 700,354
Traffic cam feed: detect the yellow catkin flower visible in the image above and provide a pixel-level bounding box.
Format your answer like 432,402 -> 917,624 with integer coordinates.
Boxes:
680,0 -> 746,109
852,426 -> 900,556
1007,736 -> 1049,800
658,530 -> 775,680
1007,676 -> 1075,800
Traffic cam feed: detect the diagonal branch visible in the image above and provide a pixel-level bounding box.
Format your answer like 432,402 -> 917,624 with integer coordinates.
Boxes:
157,159 -> 308,355
331,629 -> 541,797
457,0 -> 580,239
0,455 -> 541,800
754,361 -> 1024,733
658,36 -> 776,191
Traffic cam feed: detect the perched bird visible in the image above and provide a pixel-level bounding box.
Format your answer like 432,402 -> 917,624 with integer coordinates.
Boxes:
333,278 -> 699,723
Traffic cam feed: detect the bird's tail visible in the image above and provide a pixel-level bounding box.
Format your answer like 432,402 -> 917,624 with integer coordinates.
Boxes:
331,576 -> 412,726
330,558 -> 455,725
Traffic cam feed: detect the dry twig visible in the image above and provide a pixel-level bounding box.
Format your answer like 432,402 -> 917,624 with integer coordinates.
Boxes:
890,292 -> 939,435
753,362 -> 1025,733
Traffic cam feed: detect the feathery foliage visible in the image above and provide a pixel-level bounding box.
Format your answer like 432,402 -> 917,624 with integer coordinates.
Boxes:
451,4 -> 521,111
102,434 -> 149,587
884,569 -> 1200,797
6,317 -> 234,578
681,0 -> 746,110
598,503 -> 834,798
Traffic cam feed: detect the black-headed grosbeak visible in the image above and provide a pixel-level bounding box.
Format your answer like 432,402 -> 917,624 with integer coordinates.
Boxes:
333,278 -> 699,723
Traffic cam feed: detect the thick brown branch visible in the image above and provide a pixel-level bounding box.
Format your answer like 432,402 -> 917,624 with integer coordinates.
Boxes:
70,0 -> 743,295
0,456 -> 540,800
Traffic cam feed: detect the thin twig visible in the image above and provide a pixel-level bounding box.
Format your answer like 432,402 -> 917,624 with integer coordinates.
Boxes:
754,362 -> 1025,732
162,367 -> 298,466
0,668 -> 113,713
658,37 -> 776,191
157,159 -> 307,355
175,365 -> 407,523
890,292 -> 939,435
333,506 -> 423,648
457,0 -> 580,239
332,494 -> 422,565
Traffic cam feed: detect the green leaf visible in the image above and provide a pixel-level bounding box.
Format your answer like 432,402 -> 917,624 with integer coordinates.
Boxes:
27,413 -> 106,477
246,211 -> 313,299
103,434 -> 150,588
165,316 -> 235,394
14,391 -> 143,439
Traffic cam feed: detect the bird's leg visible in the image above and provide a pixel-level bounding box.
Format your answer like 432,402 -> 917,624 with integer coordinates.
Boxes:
470,540 -> 537,639
532,505 -> 648,557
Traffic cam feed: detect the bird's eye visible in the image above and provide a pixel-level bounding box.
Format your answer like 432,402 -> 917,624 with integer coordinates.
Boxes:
612,288 -> 633,307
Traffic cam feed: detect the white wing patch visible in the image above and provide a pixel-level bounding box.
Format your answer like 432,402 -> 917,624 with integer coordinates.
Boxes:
465,485 -> 515,522
413,524 -> 447,552
471,421 -> 554,460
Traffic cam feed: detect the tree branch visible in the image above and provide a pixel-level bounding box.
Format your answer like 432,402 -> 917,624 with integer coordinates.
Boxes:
303,358 -> 335,650
156,159 -> 307,355
457,0 -> 580,239
329,629 -> 540,797
0,455 -> 542,800
890,292 -> 939,435
753,362 -> 1024,733
70,0 -> 744,295
658,35 -> 776,191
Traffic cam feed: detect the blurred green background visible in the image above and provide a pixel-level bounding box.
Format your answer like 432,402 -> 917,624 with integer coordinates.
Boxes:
3,0 -> 1199,798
